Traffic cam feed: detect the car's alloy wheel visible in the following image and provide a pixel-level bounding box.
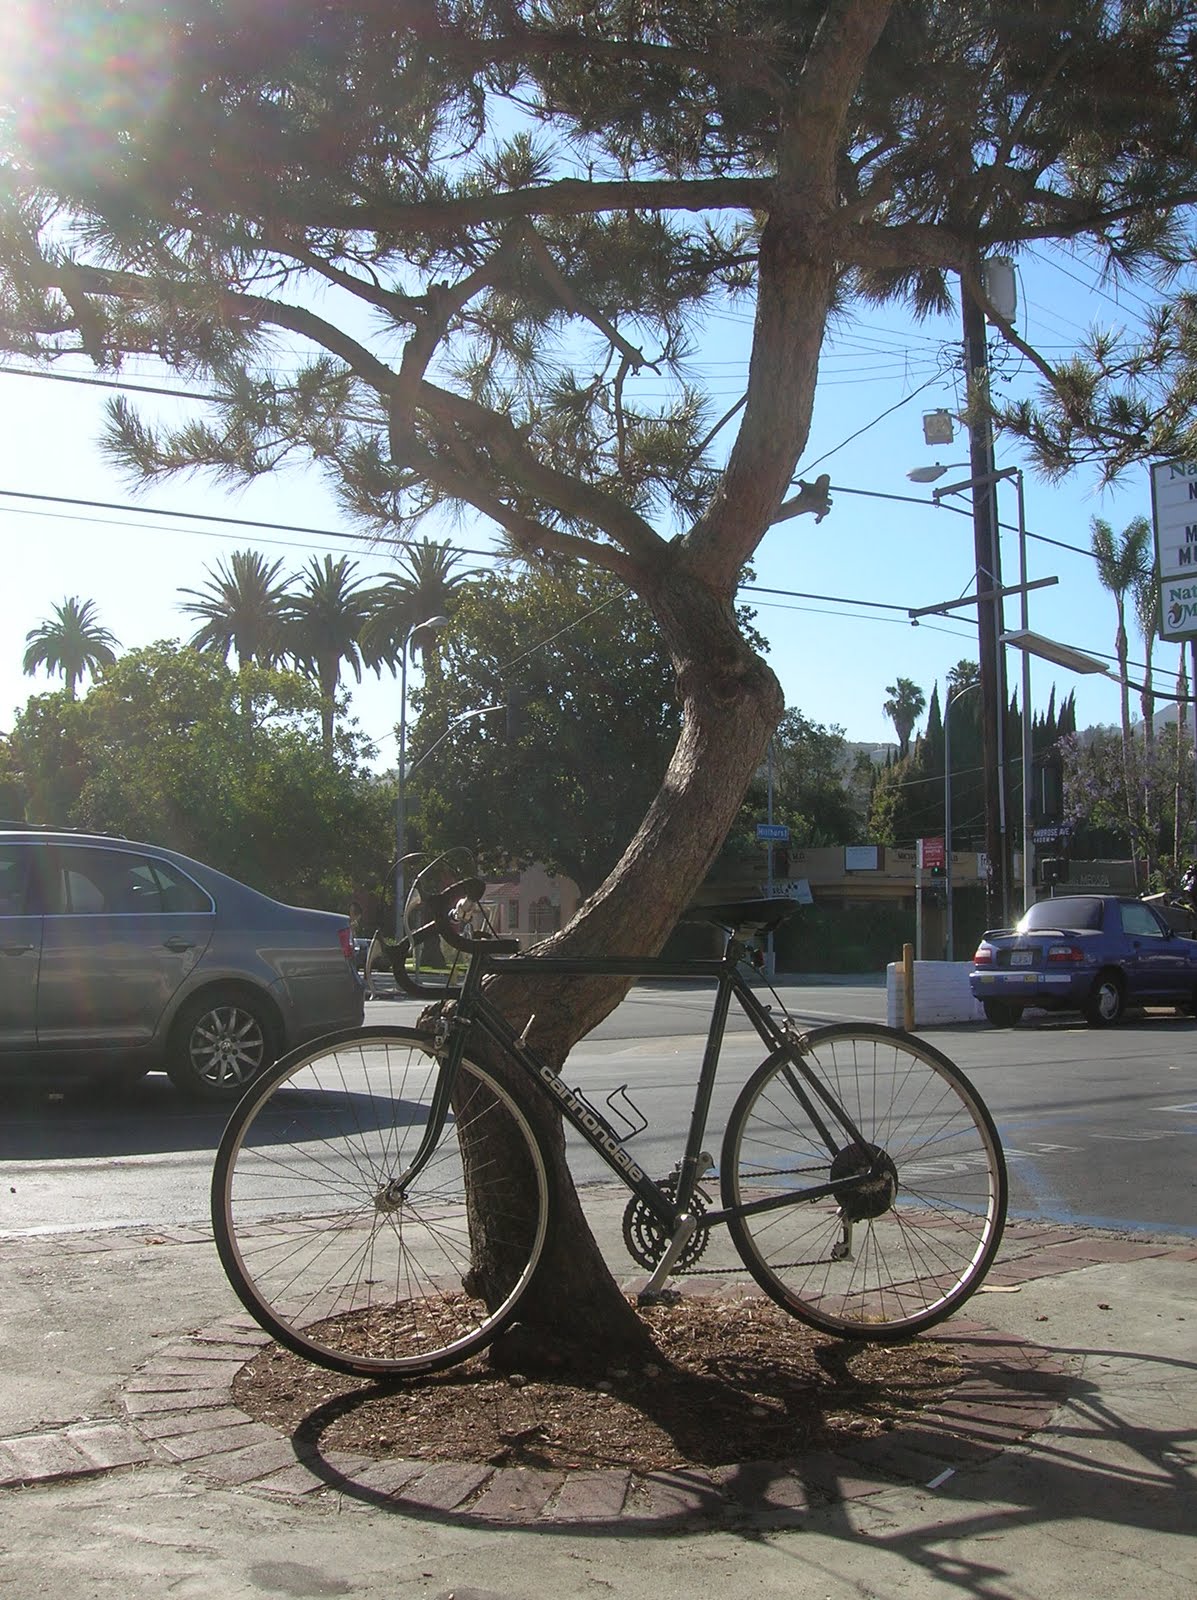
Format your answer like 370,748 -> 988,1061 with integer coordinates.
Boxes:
168,992 -> 274,1097
1083,973 -> 1125,1027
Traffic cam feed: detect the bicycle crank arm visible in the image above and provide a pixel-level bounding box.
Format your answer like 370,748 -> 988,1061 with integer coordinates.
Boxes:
637,1213 -> 698,1301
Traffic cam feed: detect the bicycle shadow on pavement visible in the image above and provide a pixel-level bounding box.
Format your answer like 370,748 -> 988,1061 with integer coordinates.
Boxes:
801,1340 -> 1197,1600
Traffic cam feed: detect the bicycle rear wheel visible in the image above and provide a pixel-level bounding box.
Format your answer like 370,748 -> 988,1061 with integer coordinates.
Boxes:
722,1023 -> 1006,1340
212,1026 -> 551,1377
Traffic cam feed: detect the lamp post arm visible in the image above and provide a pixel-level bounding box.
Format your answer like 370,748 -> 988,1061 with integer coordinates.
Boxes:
405,705 -> 503,778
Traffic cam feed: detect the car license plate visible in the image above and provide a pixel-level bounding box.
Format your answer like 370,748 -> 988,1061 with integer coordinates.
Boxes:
1010,950 -> 1034,967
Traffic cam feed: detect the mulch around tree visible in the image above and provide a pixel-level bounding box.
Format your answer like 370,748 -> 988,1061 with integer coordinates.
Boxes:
232,1294 -> 963,1474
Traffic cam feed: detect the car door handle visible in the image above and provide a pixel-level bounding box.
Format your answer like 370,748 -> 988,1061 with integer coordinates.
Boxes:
163,936 -> 196,953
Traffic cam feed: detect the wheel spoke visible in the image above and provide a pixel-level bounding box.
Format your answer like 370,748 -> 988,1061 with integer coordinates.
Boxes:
722,1025 -> 1006,1339
212,1028 -> 551,1377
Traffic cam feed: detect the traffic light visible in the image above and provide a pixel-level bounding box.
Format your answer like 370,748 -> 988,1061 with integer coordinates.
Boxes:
1038,857 -> 1066,888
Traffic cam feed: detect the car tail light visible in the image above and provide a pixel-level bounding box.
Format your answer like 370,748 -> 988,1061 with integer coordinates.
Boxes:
1046,943 -> 1083,964
338,926 -> 353,962
972,945 -> 993,965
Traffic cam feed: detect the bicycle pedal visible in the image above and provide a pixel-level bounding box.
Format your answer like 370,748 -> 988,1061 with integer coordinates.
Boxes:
636,1286 -> 684,1307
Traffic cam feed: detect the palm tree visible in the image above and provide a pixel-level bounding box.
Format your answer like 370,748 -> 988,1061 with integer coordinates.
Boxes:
282,555 -> 375,758
363,539 -> 471,679
1091,514 -> 1151,880
946,660 -> 981,697
23,597 -> 119,699
178,549 -> 290,670
882,676 -> 926,759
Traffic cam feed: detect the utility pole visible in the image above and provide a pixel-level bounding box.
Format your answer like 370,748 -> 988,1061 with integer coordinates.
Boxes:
961,272 -> 1011,926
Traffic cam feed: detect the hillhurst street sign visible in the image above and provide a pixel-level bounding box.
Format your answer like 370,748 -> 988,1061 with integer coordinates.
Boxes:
755,822 -> 790,843
1151,461 -> 1197,642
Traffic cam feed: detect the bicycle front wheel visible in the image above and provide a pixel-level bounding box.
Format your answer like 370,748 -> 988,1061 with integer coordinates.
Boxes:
212,1026 -> 551,1377
722,1023 -> 1006,1340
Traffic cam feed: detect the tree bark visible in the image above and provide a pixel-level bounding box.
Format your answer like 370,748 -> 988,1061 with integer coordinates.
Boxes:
456,563 -> 784,1360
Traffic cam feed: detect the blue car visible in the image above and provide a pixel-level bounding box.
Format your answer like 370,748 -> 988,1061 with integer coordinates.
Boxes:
969,893 -> 1197,1028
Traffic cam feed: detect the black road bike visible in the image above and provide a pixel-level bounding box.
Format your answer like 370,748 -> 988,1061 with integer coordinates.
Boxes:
212,871 -> 1007,1378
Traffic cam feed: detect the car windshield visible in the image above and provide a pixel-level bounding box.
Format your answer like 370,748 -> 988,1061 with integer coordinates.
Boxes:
1018,896 -> 1104,933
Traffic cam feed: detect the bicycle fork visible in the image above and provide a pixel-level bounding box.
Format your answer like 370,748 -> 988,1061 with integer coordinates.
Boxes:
374,1020 -> 468,1210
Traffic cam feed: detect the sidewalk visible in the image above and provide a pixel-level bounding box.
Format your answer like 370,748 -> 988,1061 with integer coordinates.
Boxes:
1,1217 -> 1194,1599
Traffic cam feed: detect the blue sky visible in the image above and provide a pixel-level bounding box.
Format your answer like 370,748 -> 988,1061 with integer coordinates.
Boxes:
0,242 -> 1177,774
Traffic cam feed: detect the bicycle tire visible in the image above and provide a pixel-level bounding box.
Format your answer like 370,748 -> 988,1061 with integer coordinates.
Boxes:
211,1025 -> 552,1377
721,1023 -> 1006,1340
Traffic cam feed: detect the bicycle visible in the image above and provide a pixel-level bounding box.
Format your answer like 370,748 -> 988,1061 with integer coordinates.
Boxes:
211,866 -> 1007,1379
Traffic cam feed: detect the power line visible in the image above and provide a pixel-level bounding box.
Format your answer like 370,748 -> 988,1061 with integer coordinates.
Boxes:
0,486 -> 500,565
798,371 -> 949,473
0,477 -> 1111,640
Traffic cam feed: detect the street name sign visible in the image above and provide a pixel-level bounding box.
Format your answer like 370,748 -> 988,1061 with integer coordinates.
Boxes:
756,823 -> 790,842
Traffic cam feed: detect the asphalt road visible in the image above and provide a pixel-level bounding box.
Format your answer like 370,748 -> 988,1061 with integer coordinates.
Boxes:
2,976 -> 1194,1240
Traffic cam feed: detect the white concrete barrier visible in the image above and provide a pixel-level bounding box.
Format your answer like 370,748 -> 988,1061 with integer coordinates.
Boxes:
886,959 -> 987,1027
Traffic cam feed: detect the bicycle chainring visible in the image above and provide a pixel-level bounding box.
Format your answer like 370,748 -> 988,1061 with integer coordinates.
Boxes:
621,1176 -> 710,1272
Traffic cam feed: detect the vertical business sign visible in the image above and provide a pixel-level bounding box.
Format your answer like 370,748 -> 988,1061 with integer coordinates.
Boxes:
1150,461 -> 1197,641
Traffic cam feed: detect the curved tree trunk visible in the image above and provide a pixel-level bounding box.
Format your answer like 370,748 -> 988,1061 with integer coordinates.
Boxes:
457,565 -> 784,1360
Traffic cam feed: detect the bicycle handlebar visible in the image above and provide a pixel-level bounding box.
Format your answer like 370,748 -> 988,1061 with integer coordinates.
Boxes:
425,878 -> 520,956
370,878 -> 519,1002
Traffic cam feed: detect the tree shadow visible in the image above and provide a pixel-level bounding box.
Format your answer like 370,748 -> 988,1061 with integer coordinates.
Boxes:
0,1076 -> 426,1159
240,1305 -> 1190,1542
253,1319 -> 1195,1586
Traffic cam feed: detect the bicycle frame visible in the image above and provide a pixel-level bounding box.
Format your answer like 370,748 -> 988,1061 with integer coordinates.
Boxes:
396,941 -> 878,1277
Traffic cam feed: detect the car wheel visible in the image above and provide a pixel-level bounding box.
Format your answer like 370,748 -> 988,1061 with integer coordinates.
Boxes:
1083,971 -> 1125,1028
166,990 -> 276,1099
982,999 -> 1024,1028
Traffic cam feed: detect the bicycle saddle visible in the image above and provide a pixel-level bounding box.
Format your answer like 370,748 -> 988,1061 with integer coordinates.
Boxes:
683,897 -> 797,934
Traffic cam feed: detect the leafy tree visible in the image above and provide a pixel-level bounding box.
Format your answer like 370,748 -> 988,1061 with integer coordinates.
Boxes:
1059,723 -> 1194,878
411,566 -> 679,896
727,710 -> 862,866
282,554 -> 376,758
881,678 -> 925,760
22,597 -> 118,700
7,643 -> 392,907
1003,294 -> 1197,484
5,0 -> 1197,1354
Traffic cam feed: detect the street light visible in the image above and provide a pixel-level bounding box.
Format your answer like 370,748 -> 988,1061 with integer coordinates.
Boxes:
1000,630 -> 1110,676
407,703 -> 504,776
396,615 -> 450,936
906,462 -> 971,484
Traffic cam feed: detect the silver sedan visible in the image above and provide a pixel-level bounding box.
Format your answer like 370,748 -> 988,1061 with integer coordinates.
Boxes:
0,829 -> 364,1098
